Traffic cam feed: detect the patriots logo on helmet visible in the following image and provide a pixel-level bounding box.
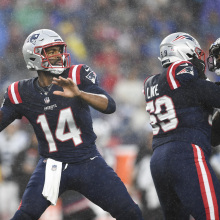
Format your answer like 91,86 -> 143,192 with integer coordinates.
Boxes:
173,35 -> 195,43
86,71 -> 97,84
29,34 -> 40,45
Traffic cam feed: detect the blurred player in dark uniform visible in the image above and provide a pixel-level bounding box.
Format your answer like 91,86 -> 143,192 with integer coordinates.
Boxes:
207,38 -> 220,147
143,32 -> 220,219
1,29 -> 143,220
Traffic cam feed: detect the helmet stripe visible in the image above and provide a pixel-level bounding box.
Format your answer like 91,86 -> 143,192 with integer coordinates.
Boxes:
8,82 -> 22,104
172,36 -> 185,42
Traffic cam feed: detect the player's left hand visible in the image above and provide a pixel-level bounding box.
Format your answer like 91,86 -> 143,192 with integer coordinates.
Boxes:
52,76 -> 81,98
190,56 -> 206,79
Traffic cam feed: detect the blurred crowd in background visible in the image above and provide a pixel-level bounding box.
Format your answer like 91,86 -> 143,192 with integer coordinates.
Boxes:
0,0 -> 220,219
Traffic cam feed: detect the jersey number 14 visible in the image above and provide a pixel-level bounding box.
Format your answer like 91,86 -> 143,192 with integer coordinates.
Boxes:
37,107 -> 82,152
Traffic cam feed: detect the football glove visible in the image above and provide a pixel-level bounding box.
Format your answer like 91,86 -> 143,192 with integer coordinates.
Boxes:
190,55 -> 206,79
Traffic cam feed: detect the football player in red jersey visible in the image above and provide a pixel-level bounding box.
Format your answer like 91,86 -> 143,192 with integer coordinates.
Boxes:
2,29 -> 144,220
144,32 -> 220,219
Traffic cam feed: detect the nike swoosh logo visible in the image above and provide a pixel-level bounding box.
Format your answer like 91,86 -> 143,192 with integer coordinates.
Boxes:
90,156 -> 98,160
85,67 -> 90,72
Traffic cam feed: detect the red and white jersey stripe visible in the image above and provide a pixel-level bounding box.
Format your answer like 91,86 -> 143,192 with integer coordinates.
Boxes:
166,61 -> 182,90
68,64 -> 83,85
166,61 -> 191,90
8,81 -> 22,104
192,144 -> 219,220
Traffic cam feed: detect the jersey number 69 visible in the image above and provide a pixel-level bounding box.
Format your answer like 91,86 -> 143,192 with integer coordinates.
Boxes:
146,95 -> 179,135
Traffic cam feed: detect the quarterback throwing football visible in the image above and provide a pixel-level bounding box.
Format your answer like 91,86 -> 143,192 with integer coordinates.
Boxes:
2,29 -> 144,220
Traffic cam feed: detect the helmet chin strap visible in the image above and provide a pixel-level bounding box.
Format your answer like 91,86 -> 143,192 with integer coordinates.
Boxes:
49,57 -> 66,75
43,56 -> 66,75
49,68 -> 65,75
42,62 -> 65,75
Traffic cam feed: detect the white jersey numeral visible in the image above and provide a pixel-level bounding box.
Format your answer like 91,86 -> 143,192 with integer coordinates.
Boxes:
37,107 -> 82,152
146,95 -> 178,135
56,108 -> 82,146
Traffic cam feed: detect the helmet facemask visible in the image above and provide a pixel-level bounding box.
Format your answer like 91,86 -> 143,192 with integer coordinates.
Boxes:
207,43 -> 220,75
194,47 -> 205,62
35,42 -> 70,75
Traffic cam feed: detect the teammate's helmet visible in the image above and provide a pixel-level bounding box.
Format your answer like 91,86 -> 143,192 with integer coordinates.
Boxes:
207,38 -> 220,75
22,29 -> 70,75
159,32 -> 205,68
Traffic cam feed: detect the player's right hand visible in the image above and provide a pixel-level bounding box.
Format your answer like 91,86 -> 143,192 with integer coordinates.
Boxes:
52,76 -> 81,98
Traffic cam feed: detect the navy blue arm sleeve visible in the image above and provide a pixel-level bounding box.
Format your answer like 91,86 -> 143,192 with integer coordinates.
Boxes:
193,79 -> 220,108
0,105 -> 22,131
0,89 -> 23,131
82,84 -> 116,114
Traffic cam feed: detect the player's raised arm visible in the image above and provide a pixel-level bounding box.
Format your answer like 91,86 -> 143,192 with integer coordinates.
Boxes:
52,76 -> 114,113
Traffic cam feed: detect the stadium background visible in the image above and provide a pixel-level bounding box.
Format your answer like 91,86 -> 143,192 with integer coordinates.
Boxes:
0,0 -> 220,219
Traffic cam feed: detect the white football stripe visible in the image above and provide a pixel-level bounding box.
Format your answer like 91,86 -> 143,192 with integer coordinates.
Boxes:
11,82 -> 19,104
195,145 -> 215,219
71,65 -> 78,84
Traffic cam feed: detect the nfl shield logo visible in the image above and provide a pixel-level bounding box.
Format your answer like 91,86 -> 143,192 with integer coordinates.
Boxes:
52,165 -> 57,171
44,97 -> 50,104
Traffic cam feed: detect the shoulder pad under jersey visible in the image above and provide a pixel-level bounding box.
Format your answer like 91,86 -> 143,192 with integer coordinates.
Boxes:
68,64 -> 98,86
166,61 -> 198,90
